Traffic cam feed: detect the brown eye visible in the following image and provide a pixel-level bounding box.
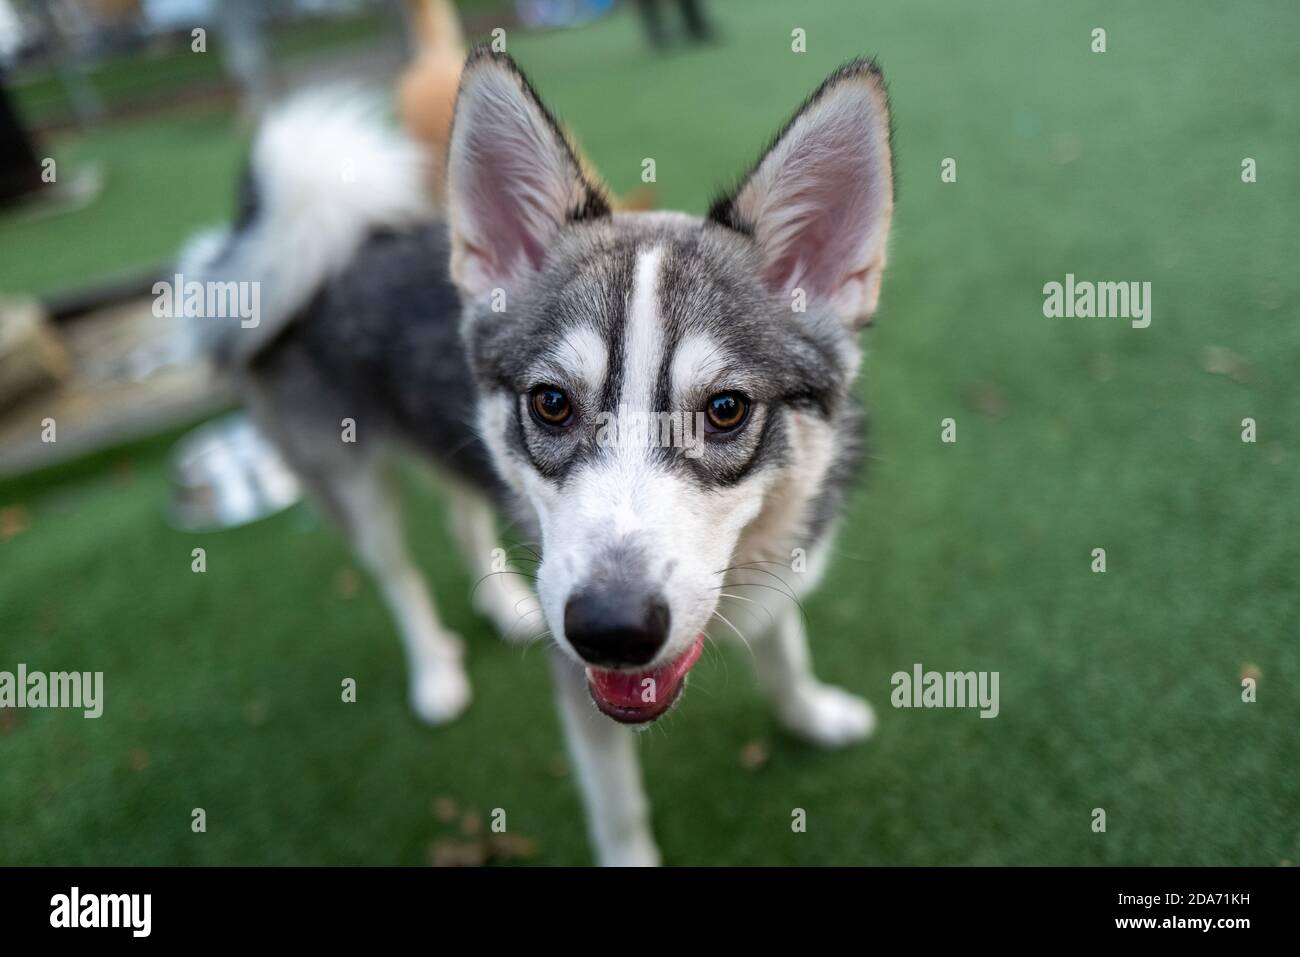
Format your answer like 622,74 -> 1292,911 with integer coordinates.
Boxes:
704,392 -> 749,433
529,386 -> 572,427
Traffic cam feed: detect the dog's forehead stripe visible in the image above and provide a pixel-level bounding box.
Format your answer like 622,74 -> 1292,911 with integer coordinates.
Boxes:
618,245 -> 666,413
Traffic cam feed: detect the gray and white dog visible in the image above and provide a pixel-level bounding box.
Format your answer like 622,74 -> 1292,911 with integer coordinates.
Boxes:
181,49 -> 894,865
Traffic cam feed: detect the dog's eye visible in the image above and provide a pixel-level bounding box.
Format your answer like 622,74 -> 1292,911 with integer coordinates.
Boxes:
529,386 -> 573,427
704,392 -> 750,433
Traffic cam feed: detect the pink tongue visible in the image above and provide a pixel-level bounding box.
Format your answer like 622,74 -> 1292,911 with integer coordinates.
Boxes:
588,635 -> 704,711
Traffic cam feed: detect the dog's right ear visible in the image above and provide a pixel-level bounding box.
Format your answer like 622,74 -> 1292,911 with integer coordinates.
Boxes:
446,49 -> 609,298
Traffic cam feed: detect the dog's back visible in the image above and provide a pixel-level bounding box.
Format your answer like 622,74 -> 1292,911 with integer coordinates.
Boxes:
178,92 -> 500,497
253,222 -> 500,494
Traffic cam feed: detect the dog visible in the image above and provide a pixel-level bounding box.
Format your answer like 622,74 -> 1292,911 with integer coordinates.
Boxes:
396,0 -> 657,213
179,49 -> 894,865
396,0 -> 465,177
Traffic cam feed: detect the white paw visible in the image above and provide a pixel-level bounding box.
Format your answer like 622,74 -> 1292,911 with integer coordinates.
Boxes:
597,834 -> 661,867
780,683 -> 876,749
409,659 -> 472,726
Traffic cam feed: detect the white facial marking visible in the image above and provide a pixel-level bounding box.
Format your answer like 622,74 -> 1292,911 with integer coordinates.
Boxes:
670,332 -> 729,400
532,323 -> 608,393
620,246 -> 666,414
496,241 -> 777,673
587,246 -> 665,544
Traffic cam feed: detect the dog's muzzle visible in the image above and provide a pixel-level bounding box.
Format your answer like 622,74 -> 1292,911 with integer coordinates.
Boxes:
561,586 -> 703,724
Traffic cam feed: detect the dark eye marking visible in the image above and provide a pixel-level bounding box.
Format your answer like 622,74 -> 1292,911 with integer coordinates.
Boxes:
703,391 -> 751,434
528,385 -> 574,428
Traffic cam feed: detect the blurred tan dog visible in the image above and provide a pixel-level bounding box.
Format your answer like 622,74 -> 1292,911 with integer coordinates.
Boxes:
397,0 -> 655,211
396,0 -> 463,200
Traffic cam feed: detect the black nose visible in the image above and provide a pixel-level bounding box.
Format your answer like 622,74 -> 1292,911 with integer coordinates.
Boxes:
563,590 -> 670,667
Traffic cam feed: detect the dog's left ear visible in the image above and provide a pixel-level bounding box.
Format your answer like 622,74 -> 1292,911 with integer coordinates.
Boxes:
709,59 -> 894,328
446,49 -> 610,299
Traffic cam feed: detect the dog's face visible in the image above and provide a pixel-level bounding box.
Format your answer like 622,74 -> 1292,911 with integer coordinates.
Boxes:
446,51 -> 893,723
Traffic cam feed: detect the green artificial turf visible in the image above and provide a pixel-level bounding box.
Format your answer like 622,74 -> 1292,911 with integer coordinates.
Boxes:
1,0 -> 1298,865
8,9 -> 393,130
0,106 -> 246,298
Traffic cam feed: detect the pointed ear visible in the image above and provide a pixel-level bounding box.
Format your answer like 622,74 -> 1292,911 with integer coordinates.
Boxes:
446,49 -> 609,298
709,59 -> 894,328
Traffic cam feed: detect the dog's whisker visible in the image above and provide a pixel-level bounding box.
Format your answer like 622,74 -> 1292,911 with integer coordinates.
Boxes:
500,604 -> 545,640
709,609 -> 746,643
709,569 -> 812,636
512,595 -> 542,614
516,630 -> 556,662
718,591 -> 777,632
468,570 -> 539,608
707,580 -> 804,616
504,541 -> 545,563
707,610 -> 754,671
500,548 -> 542,563
715,562 -> 799,597
718,558 -> 796,574
689,631 -> 731,698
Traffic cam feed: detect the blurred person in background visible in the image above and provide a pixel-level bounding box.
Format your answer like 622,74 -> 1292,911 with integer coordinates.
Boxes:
636,0 -> 715,50
0,72 -> 44,204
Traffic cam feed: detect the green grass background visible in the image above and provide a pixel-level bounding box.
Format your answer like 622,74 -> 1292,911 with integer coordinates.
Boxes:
1,0 -> 1298,865
8,10 -> 388,130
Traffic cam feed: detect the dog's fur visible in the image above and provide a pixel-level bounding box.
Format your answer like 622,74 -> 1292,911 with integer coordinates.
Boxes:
181,50 -> 894,865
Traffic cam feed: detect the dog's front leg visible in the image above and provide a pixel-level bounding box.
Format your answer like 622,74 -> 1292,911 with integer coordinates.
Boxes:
548,650 -> 660,866
751,604 -> 877,748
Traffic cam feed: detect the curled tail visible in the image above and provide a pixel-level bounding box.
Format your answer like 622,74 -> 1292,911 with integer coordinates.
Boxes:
177,90 -> 433,368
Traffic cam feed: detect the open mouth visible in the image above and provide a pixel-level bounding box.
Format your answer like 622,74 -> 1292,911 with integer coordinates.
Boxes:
585,634 -> 705,724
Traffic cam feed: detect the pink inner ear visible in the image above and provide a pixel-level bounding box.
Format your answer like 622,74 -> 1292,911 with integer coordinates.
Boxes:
462,139 -> 553,281
757,109 -> 886,302
451,72 -> 582,288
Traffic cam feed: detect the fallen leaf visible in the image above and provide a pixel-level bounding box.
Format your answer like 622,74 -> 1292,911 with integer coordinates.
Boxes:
432,797 -> 459,823
1049,132 -> 1082,165
243,699 -> 269,727
740,738 -> 770,771
334,567 -> 360,599
1240,662 -> 1262,684
1256,280 -> 1283,311
969,382 -> 1009,420
429,839 -> 487,867
488,833 -> 539,861
1090,352 -> 1116,384
0,506 -> 29,542
128,748 -> 150,771
460,811 -> 482,837
1201,346 -> 1250,383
